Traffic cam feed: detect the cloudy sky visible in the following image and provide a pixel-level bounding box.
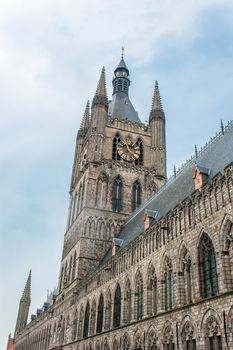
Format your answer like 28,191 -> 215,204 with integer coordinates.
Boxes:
1,0 -> 233,347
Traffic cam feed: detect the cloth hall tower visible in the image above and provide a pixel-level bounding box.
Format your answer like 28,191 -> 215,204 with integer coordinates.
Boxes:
59,55 -> 166,289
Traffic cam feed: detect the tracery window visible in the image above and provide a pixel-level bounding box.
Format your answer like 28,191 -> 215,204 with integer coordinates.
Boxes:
147,264 -> 157,316
163,323 -> 175,350
134,332 -> 143,350
96,294 -> 104,333
83,302 -> 90,338
147,329 -> 158,350
96,173 -> 108,208
181,321 -> 196,350
132,181 -> 142,211
164,257 -> 173,311
135,272 -> 143,320
113,284 -> 121,327
112,176 -> 123,212
205,315 -> 222,350
89,300 -> 96,336
71,251 -> 76,282
104,290 -> 111,330
179,245 -> 192,305
199,233 -> 218,298
124,279 -> 132,323
135,138 -> 143,165
112,134 -> 121,160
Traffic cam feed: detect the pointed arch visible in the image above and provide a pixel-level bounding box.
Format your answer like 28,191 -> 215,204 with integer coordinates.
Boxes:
113,283 -> 121,327
201,309 -> 223,349
113,336 -> 120,350
146,262 -> 157,316
84,217 -> 95,237
112,133 -> 121,160
122,332 -> 131,350
96,293 -> 104,334
178,241 -> 193,305
96,218 -> 105,239
71,251 -> 77,282
163,321 -> 175,349
71,309 -> 78,341
124,277 -> 132,323
132,180 -> 142,211
147,326 -> 158,350
103,337 -> 110,350
96,173 -> 108,209
83,301 -> 90,338
198,232 -> 218,298
134,329 -> 143,350
219,214 -> 233,291
112,175 -> 123,212
104,288 -> 112,330
180,315 -> 197,349
135,270 -> 143,320
161,255 -> 174,311
89,298 -> 96,336
135,138 -> 143,166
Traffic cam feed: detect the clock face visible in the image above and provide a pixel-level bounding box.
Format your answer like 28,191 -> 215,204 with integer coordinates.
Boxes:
117,138 -> 140,162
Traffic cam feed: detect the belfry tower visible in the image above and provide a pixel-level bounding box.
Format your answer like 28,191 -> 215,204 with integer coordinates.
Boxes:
14,271 -> 31,337
58,55 -> 167,294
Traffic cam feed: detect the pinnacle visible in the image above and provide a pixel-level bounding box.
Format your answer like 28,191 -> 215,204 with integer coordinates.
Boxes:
95,67 -> 107,98
92,67 -> 108,108
21,270 -> 31,301
81,100 -> 90,130
151,80 -> 163,112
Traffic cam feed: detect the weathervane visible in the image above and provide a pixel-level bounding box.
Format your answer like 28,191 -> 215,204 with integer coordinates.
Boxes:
121,46 -> 125,59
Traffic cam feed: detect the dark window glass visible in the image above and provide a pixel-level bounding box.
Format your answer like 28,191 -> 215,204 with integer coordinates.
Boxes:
113,284 -> 121,327
132,181 -> 142,211
96,294 -> 104,333
112,134 -> 121,160
135,139 -> 143,165
199,233 -> 218,298
83,302 -> 90,338
112,176 -> 123,212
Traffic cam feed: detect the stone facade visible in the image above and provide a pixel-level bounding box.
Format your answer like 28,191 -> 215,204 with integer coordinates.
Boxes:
13,57 -> 233,350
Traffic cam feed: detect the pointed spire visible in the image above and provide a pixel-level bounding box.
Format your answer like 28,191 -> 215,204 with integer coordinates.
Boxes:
15,271 -> 31,336
92,67 -> 108,108
151,81 -> 163,112
81,101 -> 90,130
149,81 -> 165,122
174,165 -> 177,178
22,270 -> 31,301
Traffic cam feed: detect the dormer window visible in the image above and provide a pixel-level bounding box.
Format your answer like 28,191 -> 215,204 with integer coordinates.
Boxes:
193,165 -> 210,190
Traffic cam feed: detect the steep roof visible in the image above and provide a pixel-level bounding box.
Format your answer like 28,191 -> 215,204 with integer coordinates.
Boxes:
108,93 -> 141,123
102,120 -> 233,262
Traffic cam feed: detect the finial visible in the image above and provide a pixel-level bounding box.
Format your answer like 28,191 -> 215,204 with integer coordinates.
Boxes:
121,46 -> 125,59
174,165 -> 177,178
195,144 -> 198,159
220,119 -> 224,135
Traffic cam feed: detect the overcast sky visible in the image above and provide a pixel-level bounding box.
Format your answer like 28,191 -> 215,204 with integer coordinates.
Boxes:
1,0 -> 233,348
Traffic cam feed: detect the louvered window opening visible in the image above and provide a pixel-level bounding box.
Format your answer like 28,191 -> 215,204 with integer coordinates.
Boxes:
132,181 -> 142,211
112,177 -> 122,212
112,135 -> 121,160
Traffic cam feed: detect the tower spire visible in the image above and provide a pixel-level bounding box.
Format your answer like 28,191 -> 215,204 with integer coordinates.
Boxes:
92,67 -> 108,108
80,101 -> 90,131
151,80 -> 163,112
149,80 -> 164,122
14,271 -> 31,337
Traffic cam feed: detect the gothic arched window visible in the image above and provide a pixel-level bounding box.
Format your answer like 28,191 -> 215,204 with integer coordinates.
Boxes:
112,176 -> 123,212
83,302 -> 90,338
132,181 -> 142,211
205,315 -> 222,350
96,173 -> 108,209
181,320 -> 196,350
163,257 -> 173,311
122,332 -> 131,350
71,251 -> 76,282
113,284 -> 121,328
199,233 -> 218,298
163,322 -> 175,350
135,272 -> 143,320
96,294 -> 104,333
124,279 -> 132,324
147,329 -> 158,350
112,134 -> 121,160
135,138 -> 143,165
147,264 -> 157,316
179,245 -> 192,305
